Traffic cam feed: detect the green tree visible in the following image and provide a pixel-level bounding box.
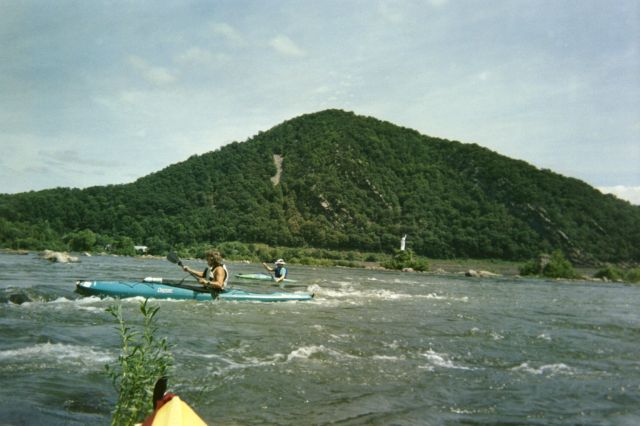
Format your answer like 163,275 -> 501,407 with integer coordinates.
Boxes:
520,251 -> 578,279
65,229 -> 97,252
113,236 -> 136,256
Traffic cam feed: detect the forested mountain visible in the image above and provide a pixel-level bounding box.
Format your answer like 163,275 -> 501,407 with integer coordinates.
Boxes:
1,109 -> 639,263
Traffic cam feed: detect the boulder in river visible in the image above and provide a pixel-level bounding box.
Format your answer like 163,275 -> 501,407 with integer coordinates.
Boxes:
42,250 -> 79,263
465,269 -> 500,278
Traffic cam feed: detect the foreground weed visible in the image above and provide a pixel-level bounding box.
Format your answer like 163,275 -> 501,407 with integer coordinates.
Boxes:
105,300 -> 173,426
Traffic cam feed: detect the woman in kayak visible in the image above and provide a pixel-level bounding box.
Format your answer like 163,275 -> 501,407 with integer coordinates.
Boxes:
183,250 -> 228,291
261,258 -> 288,284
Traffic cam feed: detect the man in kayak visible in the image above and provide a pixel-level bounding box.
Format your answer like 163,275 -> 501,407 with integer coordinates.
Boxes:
262,258 -> 288,284
182,250 -> 228,291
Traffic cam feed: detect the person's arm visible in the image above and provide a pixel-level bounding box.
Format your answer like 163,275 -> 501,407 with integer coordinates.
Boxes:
262,262 -> 274,272
183,265 -> 204,279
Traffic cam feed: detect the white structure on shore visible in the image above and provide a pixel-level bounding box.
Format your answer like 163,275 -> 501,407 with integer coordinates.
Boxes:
400,235 -> 407,251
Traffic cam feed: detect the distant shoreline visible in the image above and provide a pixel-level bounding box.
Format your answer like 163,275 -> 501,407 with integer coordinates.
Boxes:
0,248 -> 615,283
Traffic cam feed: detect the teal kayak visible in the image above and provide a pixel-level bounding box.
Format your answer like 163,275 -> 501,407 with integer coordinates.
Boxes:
75,280 -> 314,302
235,273 -> 298,283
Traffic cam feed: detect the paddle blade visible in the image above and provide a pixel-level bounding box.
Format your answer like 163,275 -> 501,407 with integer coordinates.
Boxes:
167,252 -> 183,266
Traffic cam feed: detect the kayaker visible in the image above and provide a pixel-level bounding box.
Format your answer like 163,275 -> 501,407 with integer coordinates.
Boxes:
261,258 -> 288,284
182,250 -> 228,291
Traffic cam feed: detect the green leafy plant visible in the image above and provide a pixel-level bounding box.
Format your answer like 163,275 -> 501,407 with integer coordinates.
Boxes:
518,259 -> 540,276
594,265 -> 625,282
105,300 -> 173,426
625,268 -> 640,283
519,251 -> 578,279
382,249 -> 429,272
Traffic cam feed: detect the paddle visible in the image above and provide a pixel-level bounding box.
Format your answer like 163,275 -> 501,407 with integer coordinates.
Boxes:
167,252 -> 220,298
167,252 -> 196,278
152,376 -> 168,408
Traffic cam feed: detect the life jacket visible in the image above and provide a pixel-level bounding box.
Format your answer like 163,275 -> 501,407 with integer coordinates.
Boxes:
204,264 -> 229,287
274,265 -> 287,279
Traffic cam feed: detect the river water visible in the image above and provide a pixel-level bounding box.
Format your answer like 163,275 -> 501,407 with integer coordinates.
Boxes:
0,252 -> 638,425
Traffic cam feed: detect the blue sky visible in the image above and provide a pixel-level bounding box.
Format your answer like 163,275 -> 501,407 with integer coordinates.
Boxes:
1,0 -> 639,204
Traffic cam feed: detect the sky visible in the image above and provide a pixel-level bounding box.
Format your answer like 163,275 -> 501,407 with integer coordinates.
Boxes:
1,0 -> 639,204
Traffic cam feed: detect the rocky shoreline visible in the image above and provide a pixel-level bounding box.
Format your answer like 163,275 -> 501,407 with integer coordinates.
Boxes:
0,248 -> 629,283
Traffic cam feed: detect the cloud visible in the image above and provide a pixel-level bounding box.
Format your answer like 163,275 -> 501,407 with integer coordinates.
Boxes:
127,55 -> 176,85
175,47 -> 227,68
211,22 -> 245,46
598,186 -> 640,205
41,149 -> 118,169
269,35 -> 306,57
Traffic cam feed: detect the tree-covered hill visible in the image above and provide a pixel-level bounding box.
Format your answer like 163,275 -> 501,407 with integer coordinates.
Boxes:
1,109 -> 639,263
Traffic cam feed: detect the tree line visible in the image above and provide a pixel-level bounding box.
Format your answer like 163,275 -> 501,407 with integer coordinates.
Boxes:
1,109 -> 639,265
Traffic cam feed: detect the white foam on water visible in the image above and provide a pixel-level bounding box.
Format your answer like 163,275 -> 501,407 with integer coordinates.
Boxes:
175,348 -> 285,377
419,349 -> 474,371
326,333 -> 352,342
490,331 -> 505,340
370,289 -> 413,300
177,344 -> 364,376
383,340 -> 400,350
0,342 -> 114,366
44,296 -> 76,304
72,295 -> 104,304
286,344 -> 358,362
372,354 -> 403,361
76,305 -> 106,313
422,292 -> 447,300
405,292 -> 469,302
512,362 -> 576,376
316,287 -> 412,300
307,284 -> 322,293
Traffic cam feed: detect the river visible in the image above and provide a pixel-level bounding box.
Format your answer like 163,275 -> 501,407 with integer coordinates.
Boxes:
0,252 -> 638,425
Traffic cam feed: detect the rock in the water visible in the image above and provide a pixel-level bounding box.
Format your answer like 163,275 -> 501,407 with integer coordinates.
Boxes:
42,250 -> 79,263
465,269 -> 500,278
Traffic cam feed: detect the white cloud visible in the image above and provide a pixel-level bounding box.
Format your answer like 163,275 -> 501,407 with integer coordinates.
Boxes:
598,186 -> 640,205
175,47 -> 226,68
269,35 -> 306,57
127,55 -> 176,85
211,22 -> 245,46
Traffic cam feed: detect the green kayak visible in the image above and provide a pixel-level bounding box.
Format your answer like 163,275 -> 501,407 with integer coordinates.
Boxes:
235,273 -> 298,283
